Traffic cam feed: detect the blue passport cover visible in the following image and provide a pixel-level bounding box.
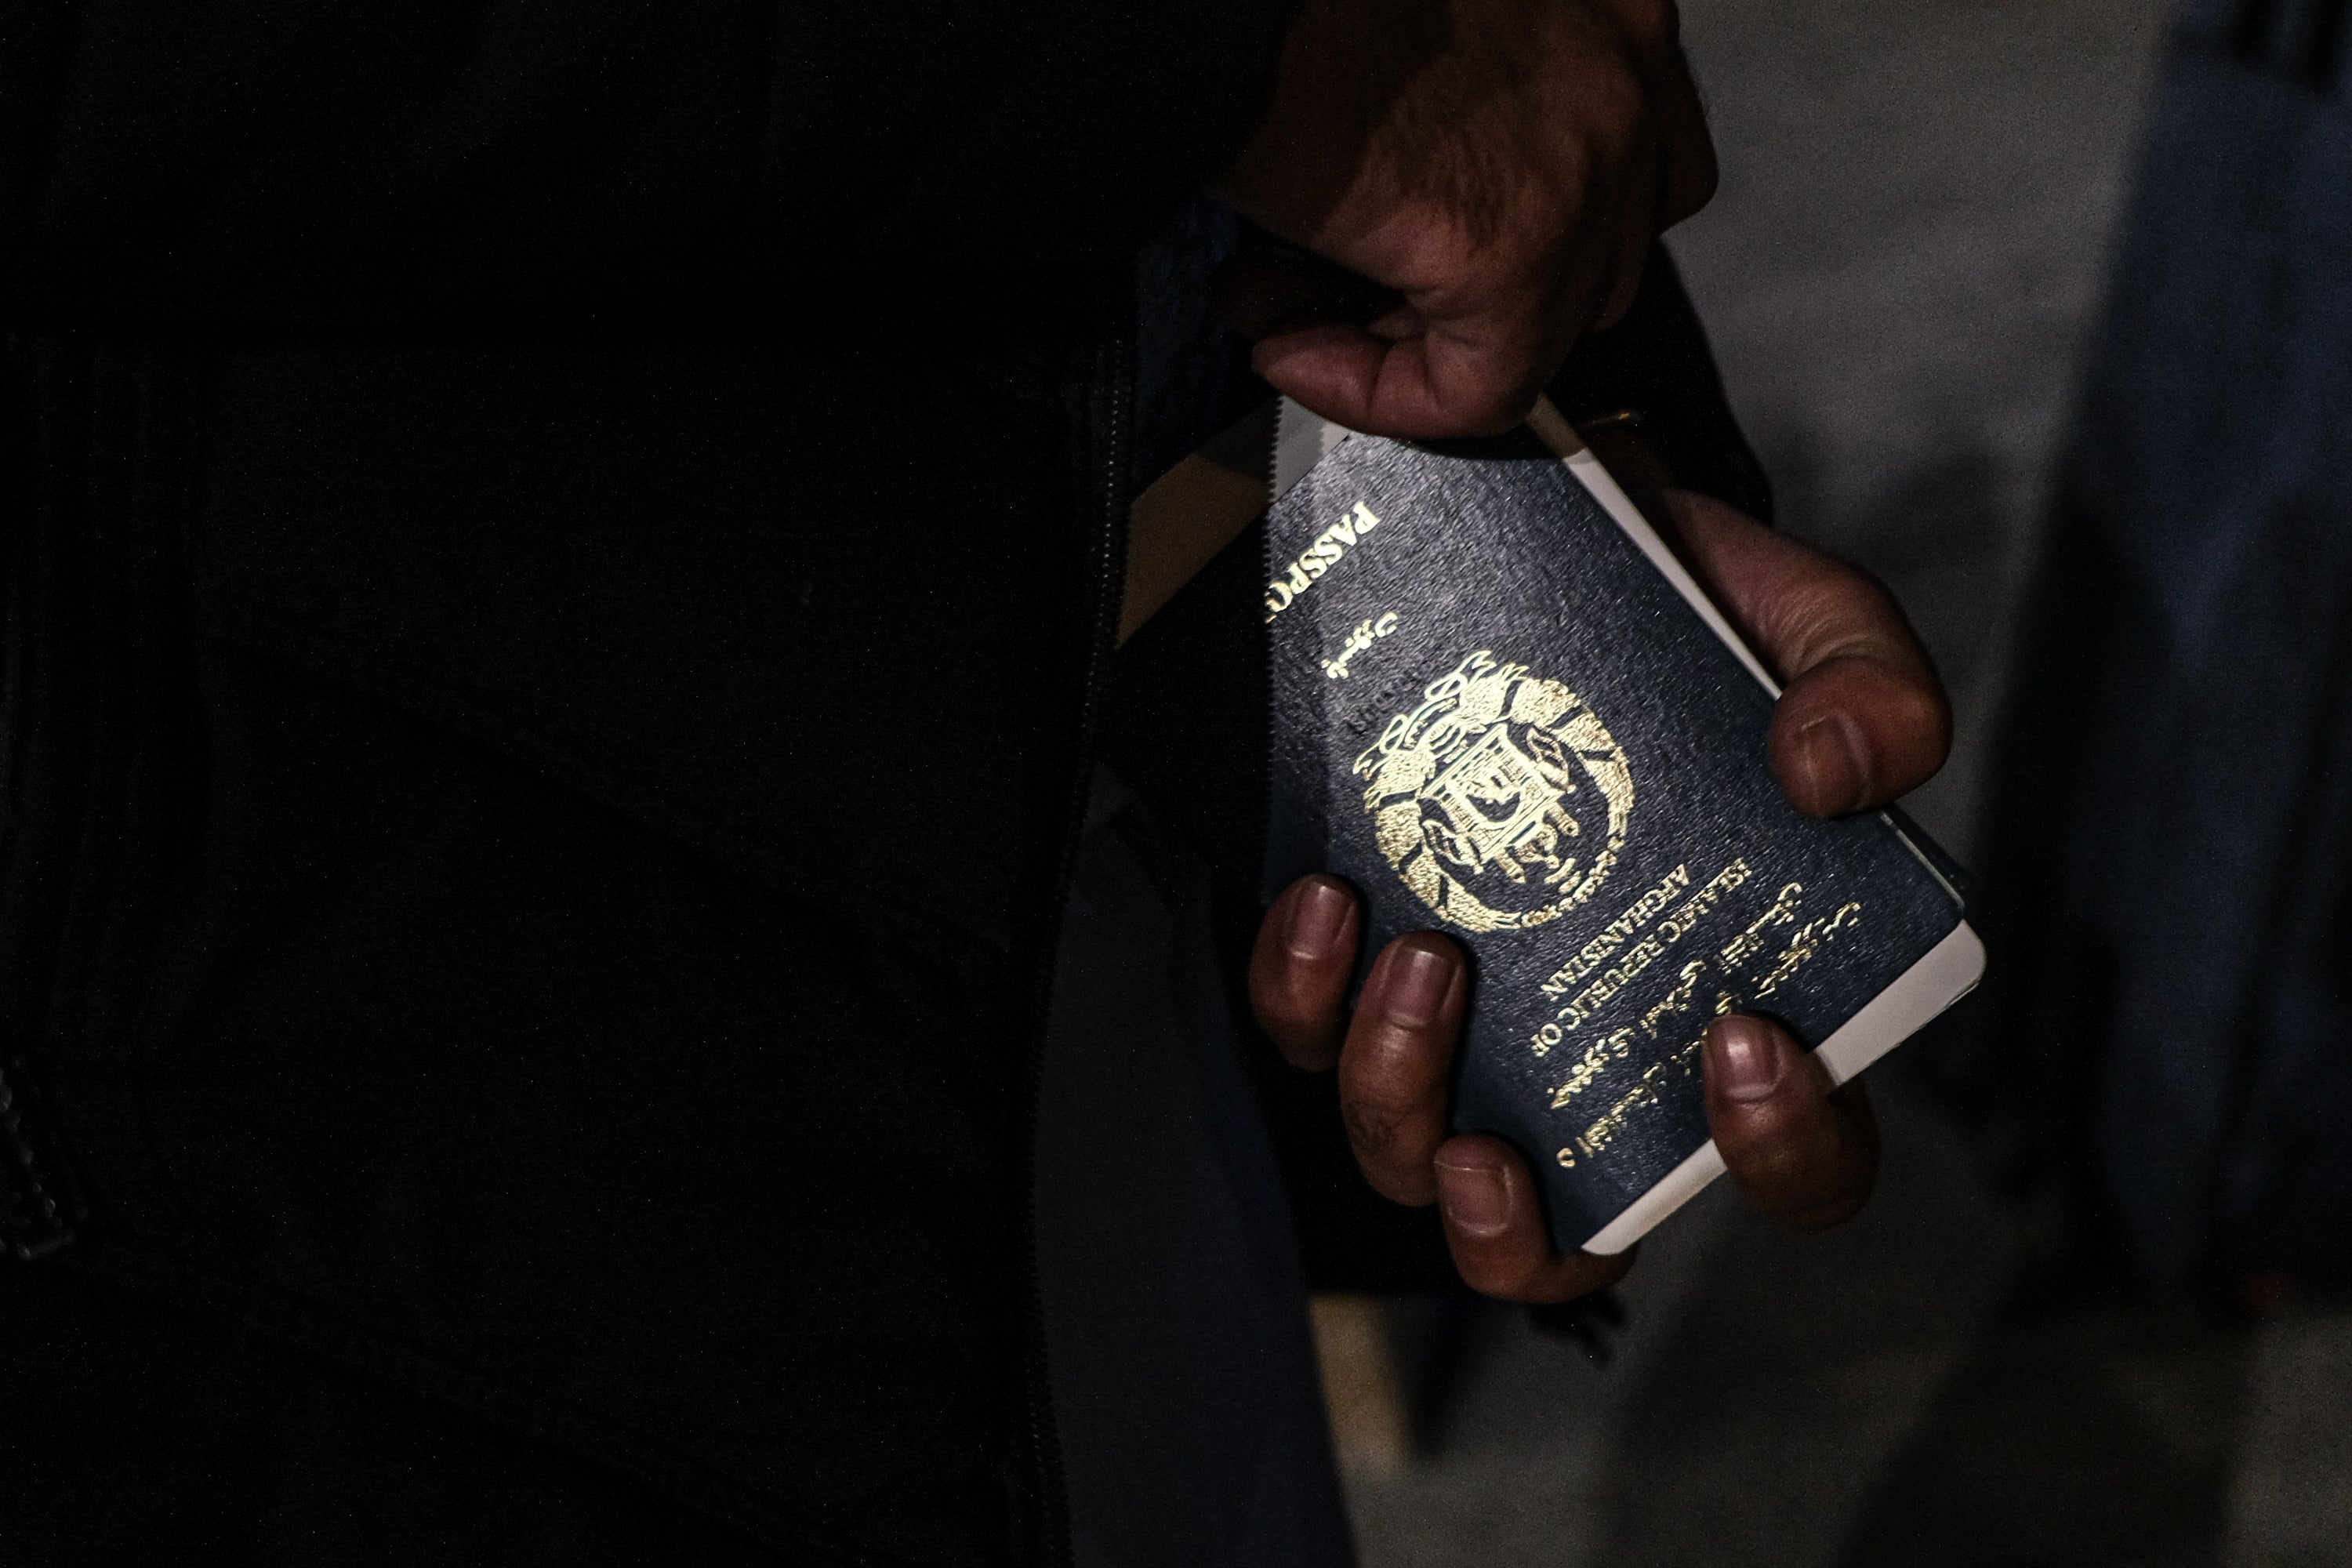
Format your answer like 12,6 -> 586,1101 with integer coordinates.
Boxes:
1262,426 -> 1974,1252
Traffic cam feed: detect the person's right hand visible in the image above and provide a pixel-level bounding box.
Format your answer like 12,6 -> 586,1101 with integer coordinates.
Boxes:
1217,0 -> 1716,440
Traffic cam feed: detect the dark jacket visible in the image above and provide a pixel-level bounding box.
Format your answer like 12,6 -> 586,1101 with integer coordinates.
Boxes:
0,8 -> 1766,1563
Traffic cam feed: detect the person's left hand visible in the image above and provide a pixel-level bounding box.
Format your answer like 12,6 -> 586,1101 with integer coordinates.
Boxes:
1246,488 -> 1941,1301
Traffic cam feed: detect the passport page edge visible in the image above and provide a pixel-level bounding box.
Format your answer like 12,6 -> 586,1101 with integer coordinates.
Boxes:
1581,1138 -> 1727,1256
1577,917 -> 1984,1255
1531,401 -> 1984,1255
1814,918 -> 1984,1087
1538,401 -> 1976,916
1557,448 -> 1779,695
1269,394 -> 1781,704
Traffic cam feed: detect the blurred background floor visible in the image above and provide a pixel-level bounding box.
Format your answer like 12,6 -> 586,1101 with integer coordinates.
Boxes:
1328,2 -> 2352,1563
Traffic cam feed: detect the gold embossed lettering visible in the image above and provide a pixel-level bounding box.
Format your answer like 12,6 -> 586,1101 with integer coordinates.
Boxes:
1320,612 -> 1403,681
1754,901 -> 1863,997
1548,1027 -> 1636,1108
1539,864 -> 1690,1000
1719,882 -> 1804,974
1264,500 -> 1385,622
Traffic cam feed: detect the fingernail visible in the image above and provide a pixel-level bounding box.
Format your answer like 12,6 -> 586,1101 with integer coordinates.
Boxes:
1708,1017 -> 1783,1103
1437,1158 -> 1512,1236
1792,714 -> 1870,817
1382,945 -> 1454,1028
1287,878 -> 1351,962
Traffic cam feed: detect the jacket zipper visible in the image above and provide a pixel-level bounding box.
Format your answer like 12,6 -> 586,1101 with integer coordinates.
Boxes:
1019,317 -> 1133,1568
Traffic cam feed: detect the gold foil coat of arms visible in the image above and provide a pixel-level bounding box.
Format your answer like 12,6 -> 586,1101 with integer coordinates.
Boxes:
1354,652 -> 1635,933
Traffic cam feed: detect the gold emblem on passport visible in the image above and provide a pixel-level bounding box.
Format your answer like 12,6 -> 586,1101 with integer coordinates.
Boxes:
1354,652 -> 1635,933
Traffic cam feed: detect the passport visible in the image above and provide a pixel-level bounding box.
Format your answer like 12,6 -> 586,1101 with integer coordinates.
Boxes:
1256,401 -> 1983,1254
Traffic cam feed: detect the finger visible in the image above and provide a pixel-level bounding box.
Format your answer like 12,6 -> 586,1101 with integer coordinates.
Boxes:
1773,652 -> 1951,818
1704,1015 -> 1879,1232
1248,875 -> 1363,1071
1336,933 -> 1469,1203
1210,240 -> 1406,341
1657,487 -> 1951,816
1652,54 -> 1719,230
1582,0 -> 1715,231
1434,1133 -> 1639,1302
1252,316 -> 1548,440
1635,13 -> 1718,227
1568,25 -> 1680,332
1589,158 -> 1666,331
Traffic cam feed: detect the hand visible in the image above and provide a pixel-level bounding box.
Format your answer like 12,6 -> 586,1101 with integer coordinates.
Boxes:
1247,493 -> 1942,1301
1217,0 -> 1716,440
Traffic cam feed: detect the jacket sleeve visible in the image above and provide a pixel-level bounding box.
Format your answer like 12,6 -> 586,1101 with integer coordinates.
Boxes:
0,1 -> 1297,329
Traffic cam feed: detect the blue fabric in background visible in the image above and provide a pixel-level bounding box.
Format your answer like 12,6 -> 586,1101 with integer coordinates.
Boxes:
1989,1 -> 2352,1285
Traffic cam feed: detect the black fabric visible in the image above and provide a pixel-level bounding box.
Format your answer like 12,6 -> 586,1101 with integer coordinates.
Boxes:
2,328 -> 1125,1565
2212,0 -> 2352,89
0,1 -> 1296,329
0,12 -> 1773,1556
1973,16 -> 2352,1287
0,5 -> 1302,1558
1036,775 -> 1350,1568
0,1263 -> 788,1566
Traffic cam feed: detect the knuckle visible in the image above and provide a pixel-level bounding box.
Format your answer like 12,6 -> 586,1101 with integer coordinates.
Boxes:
1434,339 -> 1546,435
1835,561 -> 1907,626
1461,383 -> 1537,437
1341,1048 -> 1439,1132
1579,69 -> 1654,158
1340,1094 -> 1407,1158
1669,135 -> 1721,221
1247,975 -> 1317,1040
1744,1142 -> 1822,1201
1893,676 -> 1956,765
1617,0 -> 1676,46
1341,1069 -> 1437,1167
1541,45 -> 1650,160
1773,570 -> 1907,675
1725,1108 -> 1875,1225
1838,568 -> 1919,649
1790,572 -> 1881,646
1718,1106 -> 1824,1190
1349,1119 -> 1437,1203
1454,1242 -> 1539,1301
